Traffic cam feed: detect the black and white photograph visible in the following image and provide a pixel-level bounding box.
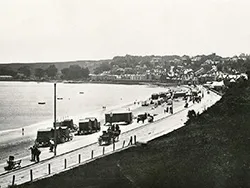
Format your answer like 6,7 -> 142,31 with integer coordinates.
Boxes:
0,0 -> 250,187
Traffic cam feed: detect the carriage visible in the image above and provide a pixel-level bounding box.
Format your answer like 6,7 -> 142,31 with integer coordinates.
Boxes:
98,128 -> 121,146
4,156 -> 22,171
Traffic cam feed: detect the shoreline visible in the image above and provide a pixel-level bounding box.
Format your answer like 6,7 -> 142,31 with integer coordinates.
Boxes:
0,79 -> 179,87
0,85 -> 218,187
0,91 -> 188,174
0,84 -> 180,164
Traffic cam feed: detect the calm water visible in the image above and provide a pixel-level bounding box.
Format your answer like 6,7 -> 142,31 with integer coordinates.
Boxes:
0,82 -> 167,132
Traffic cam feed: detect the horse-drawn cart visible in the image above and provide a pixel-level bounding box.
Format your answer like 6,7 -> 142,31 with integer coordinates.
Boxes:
98,128 -> 121,146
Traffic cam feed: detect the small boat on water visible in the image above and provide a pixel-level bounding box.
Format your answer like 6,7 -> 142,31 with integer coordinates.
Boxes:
79,92 -> 84,94
57,97 -> 63,100
38,101 -> 46,105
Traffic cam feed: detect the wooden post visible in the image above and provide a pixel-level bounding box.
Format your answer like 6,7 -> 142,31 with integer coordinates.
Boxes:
134,135 -> 137,145
64,159 -> 67,169
78,154 -> 81,164
30,169 -> 33,182
54,83 -> 57,156
122,140 -> 125,148
113,142 -> 115,151
12,175 -> 15,186
128,136 -> 132,146
48,164 -> 51,175
91,150 -> 94,159
103,147 -> 105,155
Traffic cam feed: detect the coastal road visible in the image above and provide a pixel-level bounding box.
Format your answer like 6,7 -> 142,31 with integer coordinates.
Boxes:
0,90 -> 221,188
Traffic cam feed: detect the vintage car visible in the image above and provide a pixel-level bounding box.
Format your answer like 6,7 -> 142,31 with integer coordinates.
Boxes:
76,117 -> 101,135
36,127 -> 73,147
98,126 -> 121,146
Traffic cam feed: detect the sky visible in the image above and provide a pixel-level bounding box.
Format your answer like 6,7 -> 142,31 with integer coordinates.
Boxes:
0,0 -> 250,63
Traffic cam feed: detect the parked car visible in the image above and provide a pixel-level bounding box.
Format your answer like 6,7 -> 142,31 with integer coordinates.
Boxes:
76,117 -> 100,135
35,127 -> 73,147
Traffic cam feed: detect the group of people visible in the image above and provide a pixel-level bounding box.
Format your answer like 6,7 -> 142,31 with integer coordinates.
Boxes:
107,124 -> 120,133
29,139 -> 55,162
164,105 -> 174,114
29,144 -> 41,162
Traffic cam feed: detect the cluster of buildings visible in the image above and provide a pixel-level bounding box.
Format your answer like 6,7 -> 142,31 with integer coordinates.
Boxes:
90,54 -> 249,85
1,54 -> 249,83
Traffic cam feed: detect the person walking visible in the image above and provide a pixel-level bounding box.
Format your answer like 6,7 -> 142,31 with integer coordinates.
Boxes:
49,139 -> 55,152
29,146 -> 35,161
33,146 -> 41,162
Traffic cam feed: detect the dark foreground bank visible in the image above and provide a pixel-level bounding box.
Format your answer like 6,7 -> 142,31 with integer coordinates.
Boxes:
15,80 -> 250,188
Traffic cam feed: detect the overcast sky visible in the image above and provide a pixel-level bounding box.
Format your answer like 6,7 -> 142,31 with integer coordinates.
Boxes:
0,0 -> 249,63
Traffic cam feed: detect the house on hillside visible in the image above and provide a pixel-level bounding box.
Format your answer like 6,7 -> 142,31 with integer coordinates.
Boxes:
90,74 -> 117,81
0,75 -> 13,80
150,57 -> 161,63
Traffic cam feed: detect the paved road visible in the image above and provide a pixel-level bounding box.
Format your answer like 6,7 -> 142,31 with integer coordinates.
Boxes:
0,90 -> 221,188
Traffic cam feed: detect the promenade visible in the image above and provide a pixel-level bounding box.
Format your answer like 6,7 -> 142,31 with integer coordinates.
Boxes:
0,89 -> 221,188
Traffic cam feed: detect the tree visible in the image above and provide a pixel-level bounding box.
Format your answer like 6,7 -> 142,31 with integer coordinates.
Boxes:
46,65 -> 58,78
61,68 -> 70,79
61,65 -> 90,80
82,67 -> 90,78
94,62 -> 111,74
0,67 -> 17,77
160,74 -> 167,82
18,66 -> 31,78
217,63 -> 223,72
35,68 -> 45,79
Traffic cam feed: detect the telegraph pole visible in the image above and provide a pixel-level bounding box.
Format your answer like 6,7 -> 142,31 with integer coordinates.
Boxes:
54,83 -> 57,156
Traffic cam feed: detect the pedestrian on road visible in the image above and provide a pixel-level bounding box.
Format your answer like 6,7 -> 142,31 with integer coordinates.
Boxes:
170,106 -> 173,114
49,139 -> 55,152
33,146 -> 41,162
29,146 -> 35,161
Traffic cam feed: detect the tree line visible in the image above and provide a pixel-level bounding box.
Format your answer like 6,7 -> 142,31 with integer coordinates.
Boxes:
0,64 -> 90,80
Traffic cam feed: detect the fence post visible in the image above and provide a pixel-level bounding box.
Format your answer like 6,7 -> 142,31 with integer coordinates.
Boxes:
48,164 -> 51,175
103,147 -> 105,155
128,136 -> 132,146
64,159 -> 67,169
134,135 -> 137,145
78,154 -> 81,164
91,150 -> 94,159
113,142 -> 115,151
30,169 -> 33,182
122,140 -> 125,148
12,175 -> 15,186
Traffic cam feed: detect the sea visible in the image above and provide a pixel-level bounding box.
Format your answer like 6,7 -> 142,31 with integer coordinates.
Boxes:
0,81 -> 168,133
0,81 -> 170,162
